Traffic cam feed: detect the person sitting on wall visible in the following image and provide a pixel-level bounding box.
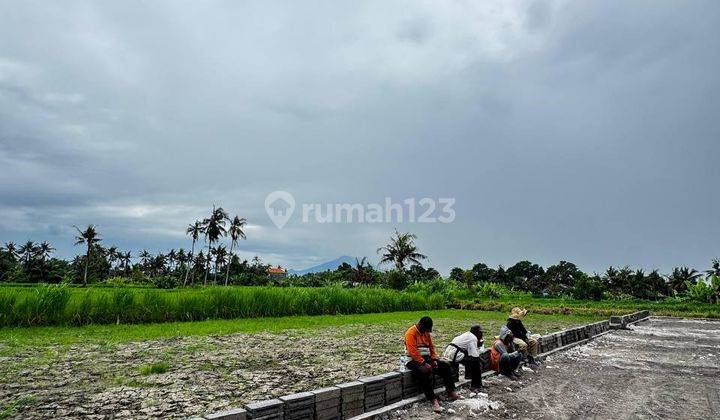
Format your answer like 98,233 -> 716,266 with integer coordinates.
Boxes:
443,324 -> 485,391
506,307 -> 541,367
490,325 -> 524,379
404,316 -> 461,412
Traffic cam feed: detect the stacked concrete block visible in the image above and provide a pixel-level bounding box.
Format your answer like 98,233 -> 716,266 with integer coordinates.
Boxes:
552,332 -> 563,350
381,372 -> 403,405
358,375 -> 385,412
559,330 -> 571,346
401,370 -> 420,398
245,399 -> 284,420
280,392 -> 315,420
337,381 -> 364,419
311,387 -> 341,420
539,335 -> 553,353
535,335 -> 544,354
612,310 -> 650,329
577,327 -> 588,340
205,408 -> 247,420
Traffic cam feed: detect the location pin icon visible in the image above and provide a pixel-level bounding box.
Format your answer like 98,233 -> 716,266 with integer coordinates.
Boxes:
265,191 -> 295,229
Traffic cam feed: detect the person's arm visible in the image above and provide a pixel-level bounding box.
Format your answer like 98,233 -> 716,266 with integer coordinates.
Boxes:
494,341 -> 508,356
429,335 -> 438,360
519,322 -> 528,341
404,328 -> 425,363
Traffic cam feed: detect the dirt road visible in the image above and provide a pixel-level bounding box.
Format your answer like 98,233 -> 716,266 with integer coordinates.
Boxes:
393,317 -> 720,419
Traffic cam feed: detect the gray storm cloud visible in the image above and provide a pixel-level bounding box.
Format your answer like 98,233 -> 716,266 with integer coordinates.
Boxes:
0,0 -> 718,273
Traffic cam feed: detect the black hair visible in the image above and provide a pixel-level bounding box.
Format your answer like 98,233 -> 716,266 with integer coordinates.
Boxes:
470,324 -> 483,338
418,316 -> 433,332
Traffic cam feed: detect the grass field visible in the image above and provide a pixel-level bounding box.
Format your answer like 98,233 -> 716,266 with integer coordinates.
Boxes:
0,285 -> 444,327
0,308 -> 601,348
0,309 -> 603,419
2,284 -> 717,330
462,296 -> 720,318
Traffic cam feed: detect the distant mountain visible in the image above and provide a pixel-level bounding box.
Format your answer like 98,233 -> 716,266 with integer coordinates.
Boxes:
288,256 -> 361,275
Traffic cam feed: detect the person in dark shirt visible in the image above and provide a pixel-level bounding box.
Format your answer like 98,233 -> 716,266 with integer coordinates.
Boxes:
506,307 -> 540,367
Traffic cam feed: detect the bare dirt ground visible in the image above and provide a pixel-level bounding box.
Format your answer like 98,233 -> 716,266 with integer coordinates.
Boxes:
391,317 -> 720,419
0,326 -> 400,419
2,312 -> 593,419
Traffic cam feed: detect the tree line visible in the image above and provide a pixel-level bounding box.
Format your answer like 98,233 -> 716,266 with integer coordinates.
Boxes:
1,218 -> 719,303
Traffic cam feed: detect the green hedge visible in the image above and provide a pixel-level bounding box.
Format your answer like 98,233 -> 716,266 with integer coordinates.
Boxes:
0,285 -> 445,327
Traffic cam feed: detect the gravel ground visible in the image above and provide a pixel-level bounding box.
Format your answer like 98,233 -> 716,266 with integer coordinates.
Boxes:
389,317 -> 720,419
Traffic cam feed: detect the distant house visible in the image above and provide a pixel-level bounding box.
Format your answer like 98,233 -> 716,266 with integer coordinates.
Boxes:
267,265 -> 287,277
268,198 -> 292,216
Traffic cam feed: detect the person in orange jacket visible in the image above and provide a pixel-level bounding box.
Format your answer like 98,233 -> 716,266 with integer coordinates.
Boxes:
404,316 -> 460,412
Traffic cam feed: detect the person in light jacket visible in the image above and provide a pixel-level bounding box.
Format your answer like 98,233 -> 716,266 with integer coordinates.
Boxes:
443,324 -> 485,390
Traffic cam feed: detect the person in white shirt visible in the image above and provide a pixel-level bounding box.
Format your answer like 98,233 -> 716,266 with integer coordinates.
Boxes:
443,325 -> 485,390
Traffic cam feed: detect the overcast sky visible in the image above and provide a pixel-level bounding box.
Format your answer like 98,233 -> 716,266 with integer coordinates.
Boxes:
1,0 -> 718,274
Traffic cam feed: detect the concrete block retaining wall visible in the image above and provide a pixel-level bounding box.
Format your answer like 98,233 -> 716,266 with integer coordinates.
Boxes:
610,310 -> 650,329
199,311 -> 649,420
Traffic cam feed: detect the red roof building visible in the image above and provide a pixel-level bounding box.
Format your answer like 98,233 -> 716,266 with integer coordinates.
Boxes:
267,266 -> 287,277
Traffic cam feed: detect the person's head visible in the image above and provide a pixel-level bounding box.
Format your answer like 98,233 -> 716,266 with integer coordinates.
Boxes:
498,325 -> 514,344
470,324 -> 483,340
417,316 -> 433,333
509,307 -> 528,320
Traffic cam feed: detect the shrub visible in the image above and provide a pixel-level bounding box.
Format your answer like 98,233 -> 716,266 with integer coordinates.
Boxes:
384,270 -> 409,290
684,275 -> 720,304
572,275 -> 605,301
475,282 -> 511,298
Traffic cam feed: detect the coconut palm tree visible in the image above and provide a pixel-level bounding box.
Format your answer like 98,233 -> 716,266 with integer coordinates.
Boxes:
107,246 -> 119,272
18,241 -> 37,268
36,241 -> 55,281
377,230 -> 426,271
202,206 -> 229,285
139,249 -> 151,273
167,249 -> 177,271
666,266 -> 702,294
211,244 -> 228,284
1,242 -> 18,261
120,251 -> 132,275
184,220 -> 203,286
176,248 -> 186,274
73,225 -> 101,285
352,257 -> 374,285
225,215 -> 247,285
151,254 -> 167,276
707,259 -> 720,279
37,241 -> 54,262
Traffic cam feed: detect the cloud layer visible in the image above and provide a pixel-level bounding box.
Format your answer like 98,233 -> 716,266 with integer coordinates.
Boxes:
1,0 -> 719,273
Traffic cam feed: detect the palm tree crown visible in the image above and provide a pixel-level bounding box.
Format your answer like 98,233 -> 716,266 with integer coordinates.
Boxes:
74,224 -> 101,285
377,230 -> 427,271
224,215 -> 247,285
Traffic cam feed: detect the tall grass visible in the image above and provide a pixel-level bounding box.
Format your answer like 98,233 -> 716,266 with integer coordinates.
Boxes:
0,285 -> 445,327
